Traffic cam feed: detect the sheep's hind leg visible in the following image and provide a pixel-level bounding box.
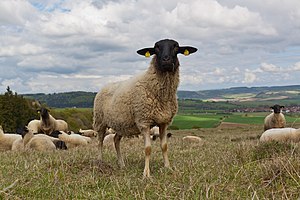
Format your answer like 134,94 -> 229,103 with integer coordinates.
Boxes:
159,124 -> 170,168
114,134 -> 125,168
95,126 -> 106,160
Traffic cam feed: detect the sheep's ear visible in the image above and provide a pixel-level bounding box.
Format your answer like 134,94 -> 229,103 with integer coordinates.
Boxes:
270,106 -> 274,109
178,46 -> 197,56
137,48 -> 155,57
281,106 -> 285,108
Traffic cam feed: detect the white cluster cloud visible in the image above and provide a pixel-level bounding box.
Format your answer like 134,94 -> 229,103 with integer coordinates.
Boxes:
0,0 -> 300,94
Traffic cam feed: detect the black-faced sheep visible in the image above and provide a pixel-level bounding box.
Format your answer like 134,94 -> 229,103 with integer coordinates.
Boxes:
93,39 -> 197,177
19,126 -> 67,151
264,104 -> 286,131
260,128 -> 300,142
0,125 -> 22,151
27,108 -> 69,135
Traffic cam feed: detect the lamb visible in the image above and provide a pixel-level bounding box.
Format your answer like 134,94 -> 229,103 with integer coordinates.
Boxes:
260,128 -> 300,143
78,128 -> 97,137
93,39 -> 197,177
0,125 -> 22,151
50,130 -> 91,149
14,126 -> 67,151
27,107 -> 69,135
264,104 -> 286,131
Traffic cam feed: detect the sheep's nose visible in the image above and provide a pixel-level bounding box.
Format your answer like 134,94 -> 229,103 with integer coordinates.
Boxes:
163,55 -> 170,61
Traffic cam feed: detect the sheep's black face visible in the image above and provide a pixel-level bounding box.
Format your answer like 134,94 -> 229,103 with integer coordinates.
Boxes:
271,104 -> 284,114
40,108 -> 50,119
137,39 -> 197,72
154,39 -> 180,72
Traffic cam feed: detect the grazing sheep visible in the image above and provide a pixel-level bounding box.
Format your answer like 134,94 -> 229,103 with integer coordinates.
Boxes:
182,135 -> 203,143
264,104 -> 286,131
93,39 -> 197,177
0,125 -> 22,151
260,128 -> 300,143
27,108 -> 69,135
78,128 -> 97,137
50,130 -> 90,149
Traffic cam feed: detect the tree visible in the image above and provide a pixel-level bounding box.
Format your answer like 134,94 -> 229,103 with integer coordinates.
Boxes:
0,86 -> 38,132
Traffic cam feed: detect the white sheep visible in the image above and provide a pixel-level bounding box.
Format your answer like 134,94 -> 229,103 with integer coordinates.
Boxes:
22,127 -> 66,151
264,104 -> 286,131
182,136 -> 203,143
260,128 -> 300,142
78,128 -> 97,137
50,130 -> 90,149
0,125 -> 22,151
93,39 -> 197,177
27,107 -> 69,135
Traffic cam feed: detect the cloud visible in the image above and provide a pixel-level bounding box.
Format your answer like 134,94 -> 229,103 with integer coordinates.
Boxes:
0,0 -> 300,93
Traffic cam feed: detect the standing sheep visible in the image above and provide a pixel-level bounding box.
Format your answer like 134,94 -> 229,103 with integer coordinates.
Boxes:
93,39 -> 197,177
27,108 -> 69,135
264,104 -> 286,131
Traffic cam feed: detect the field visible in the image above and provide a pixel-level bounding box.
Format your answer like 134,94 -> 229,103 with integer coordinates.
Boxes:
1,125 -> 300,199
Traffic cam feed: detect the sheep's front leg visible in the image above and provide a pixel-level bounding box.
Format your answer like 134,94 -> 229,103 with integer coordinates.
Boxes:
114,134 -> 125,168
142,127 -> 151,177
159,124 -> 170,168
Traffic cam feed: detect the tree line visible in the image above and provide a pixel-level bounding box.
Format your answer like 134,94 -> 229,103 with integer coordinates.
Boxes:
0,87 -> 38,132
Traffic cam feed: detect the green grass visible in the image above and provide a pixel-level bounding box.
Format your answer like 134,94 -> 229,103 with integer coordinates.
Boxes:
171,114 -> 223,129
1,126 -> 300,199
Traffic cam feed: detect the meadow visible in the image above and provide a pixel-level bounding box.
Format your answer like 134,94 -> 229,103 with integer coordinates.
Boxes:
1,125 -> 300,199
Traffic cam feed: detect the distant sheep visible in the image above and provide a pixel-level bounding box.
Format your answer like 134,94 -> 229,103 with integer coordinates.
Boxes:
50,131 -> 91,149
93,39 -> 197,177
260,128 -> 300,143
78,128 -> 97,137
264,104 -> 286,131
182,136 -> 203,143
0,125 -> 22,151
27,107 -> 68,135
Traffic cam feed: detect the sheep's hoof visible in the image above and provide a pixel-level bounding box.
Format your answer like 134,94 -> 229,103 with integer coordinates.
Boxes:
118,160 -> 125,168
143,169 -> 150,178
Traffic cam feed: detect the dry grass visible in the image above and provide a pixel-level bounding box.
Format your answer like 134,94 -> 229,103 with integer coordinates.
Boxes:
1,125 -> 300,199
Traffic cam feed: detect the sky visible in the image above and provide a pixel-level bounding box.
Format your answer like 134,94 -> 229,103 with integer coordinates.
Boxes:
0,0 -> 300,94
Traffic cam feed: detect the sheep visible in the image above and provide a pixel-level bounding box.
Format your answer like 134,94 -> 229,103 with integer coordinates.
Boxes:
19,126 -> 67,151
78,128 -> 97,137
93,39 -> 197,177
0,125 -> 22,151
264,104 -> 286,131
151,126 -> 172,141
260,128 -> 300,143
27,107 -> 69,135
182,136 -> 203,143
50,130 -> 91,149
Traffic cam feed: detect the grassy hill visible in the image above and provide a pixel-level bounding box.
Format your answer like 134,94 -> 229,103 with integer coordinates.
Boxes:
1,125 -> 300,199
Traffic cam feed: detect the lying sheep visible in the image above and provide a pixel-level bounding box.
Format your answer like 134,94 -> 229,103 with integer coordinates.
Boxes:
13,126 -> 67,151
264,104 -> 286,131
93,39 -> 197,177
260,128 -> 300,142
182,136 -> 203,143
0,125 -> 22,151
27,107 -> 69,135
50,131 -> 91,149
78,128 -> 97,137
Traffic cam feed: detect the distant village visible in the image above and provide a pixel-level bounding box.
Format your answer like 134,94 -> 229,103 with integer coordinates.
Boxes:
230,105 -> 300,114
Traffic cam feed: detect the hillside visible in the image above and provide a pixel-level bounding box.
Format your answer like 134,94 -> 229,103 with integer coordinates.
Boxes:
22,85 -> 300,108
